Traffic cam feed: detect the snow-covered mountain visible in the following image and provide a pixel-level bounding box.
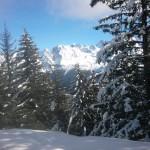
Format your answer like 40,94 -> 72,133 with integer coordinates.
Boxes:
42,42 -> 103,72
41,42 -> 104,90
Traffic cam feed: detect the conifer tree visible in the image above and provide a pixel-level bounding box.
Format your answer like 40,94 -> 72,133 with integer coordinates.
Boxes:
0,25 -> 14,86
67,64 -> 88,136
13,29 -> 53,129
82,71 -> 99,135
0,25 -> 14,100
0,25 -> 15,128
90,0 -> 150,140
48,65 -> 69,132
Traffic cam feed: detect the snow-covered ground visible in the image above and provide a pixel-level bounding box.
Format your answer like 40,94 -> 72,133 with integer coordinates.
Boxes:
0,129 -> 149,150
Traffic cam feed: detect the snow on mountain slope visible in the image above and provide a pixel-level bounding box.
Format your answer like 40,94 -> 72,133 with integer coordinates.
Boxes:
42,43 -> 102,71
0,129 -> 149,150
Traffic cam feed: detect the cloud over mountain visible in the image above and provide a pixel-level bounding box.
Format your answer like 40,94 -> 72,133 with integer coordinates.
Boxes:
45,0 -> 113,20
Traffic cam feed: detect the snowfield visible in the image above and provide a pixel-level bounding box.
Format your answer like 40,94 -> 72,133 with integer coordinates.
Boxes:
0,129 -> 149,150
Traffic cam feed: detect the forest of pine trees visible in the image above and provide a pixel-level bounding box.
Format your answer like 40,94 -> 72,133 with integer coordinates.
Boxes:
0,27 -> 69,131
0,0 -> 149,142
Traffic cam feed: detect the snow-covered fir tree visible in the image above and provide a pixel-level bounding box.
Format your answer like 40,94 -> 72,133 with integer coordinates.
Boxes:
12,29 -> 53,129
0,25 -> 15,128
90,0 -> 150,140
47,66 -> 69,132
67,64 -> 91,136
83,71 -> 99,135
0,25 -> 14,87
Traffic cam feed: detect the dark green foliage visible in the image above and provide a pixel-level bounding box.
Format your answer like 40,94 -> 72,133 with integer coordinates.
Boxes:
82,71 -> 99,135
11,29 -> 53,129
48,67 -> 69,132
90,0 -> 150,140
0,25 -> 15,129
67,65 -> 87,136
68,66 -> 99,136
0,27 -> 69,131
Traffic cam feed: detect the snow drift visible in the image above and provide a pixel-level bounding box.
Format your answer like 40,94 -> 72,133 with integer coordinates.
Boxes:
0,129 -> 149,150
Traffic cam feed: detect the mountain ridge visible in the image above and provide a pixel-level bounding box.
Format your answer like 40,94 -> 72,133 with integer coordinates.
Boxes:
42,42 -> 103,72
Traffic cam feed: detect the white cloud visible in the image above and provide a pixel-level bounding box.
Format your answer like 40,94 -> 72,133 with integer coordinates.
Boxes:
45,0 -> 114,20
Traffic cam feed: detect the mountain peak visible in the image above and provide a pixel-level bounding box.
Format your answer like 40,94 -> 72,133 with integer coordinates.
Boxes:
42,42 -> 102,71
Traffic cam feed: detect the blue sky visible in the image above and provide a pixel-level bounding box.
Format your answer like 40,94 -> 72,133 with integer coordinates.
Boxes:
0,0 -> 114,50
